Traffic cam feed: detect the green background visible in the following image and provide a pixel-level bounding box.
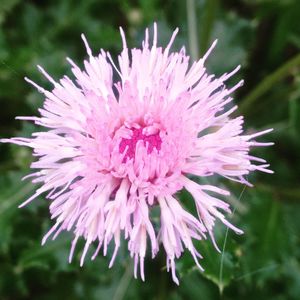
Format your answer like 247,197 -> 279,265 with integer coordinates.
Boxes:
0,0 -> 300,299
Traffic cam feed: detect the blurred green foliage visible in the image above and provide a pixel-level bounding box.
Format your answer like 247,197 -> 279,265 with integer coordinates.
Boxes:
0,0 -> 300,299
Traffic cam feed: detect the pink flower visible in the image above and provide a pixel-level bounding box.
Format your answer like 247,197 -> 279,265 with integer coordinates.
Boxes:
1,23 -> 273,284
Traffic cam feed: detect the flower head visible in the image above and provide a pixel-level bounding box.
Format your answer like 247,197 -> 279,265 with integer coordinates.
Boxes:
1,23 -> 273,284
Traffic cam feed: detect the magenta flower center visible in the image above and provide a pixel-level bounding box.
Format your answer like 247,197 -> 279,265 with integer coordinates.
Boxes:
119,127 -> 162,161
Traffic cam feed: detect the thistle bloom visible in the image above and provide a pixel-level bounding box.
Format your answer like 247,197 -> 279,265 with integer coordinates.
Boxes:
1,24 -> 273,284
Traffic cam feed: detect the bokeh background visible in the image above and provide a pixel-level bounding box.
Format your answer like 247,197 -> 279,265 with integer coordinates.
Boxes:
0,0 -> 300,299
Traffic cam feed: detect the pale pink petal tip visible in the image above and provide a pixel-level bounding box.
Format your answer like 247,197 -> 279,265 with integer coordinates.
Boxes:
1,23 -> 273,284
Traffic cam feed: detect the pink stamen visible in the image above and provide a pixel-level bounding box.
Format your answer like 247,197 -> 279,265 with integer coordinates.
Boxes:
119,127 -> 162,161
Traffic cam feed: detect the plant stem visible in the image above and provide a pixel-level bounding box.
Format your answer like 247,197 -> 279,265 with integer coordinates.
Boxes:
239,53 -> 300,115
186,0 -> 199,61
200,0 -> 218,55
113,261 -> 133,300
